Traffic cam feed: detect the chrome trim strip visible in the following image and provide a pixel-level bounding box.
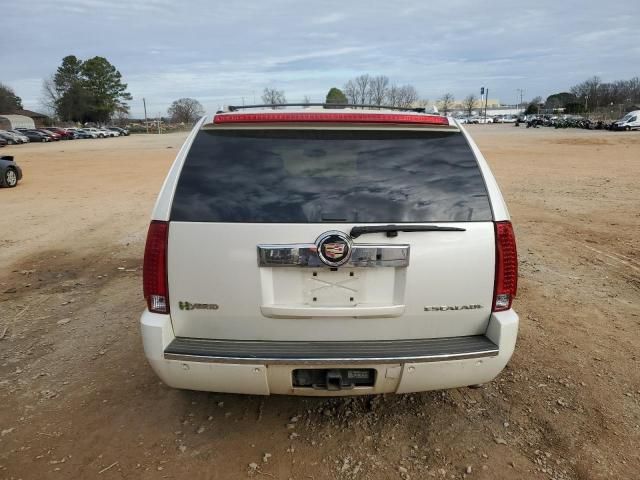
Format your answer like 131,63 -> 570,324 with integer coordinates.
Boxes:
164,336 -> 499,365
164,349 -> 498,365
257,243 -> 409,268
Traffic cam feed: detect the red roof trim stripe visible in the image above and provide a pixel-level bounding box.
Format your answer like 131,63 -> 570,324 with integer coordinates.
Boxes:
213,112 -> 449,126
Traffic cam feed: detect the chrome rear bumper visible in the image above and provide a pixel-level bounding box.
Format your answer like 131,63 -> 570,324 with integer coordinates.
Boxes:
141,309 -> 518,395
164,335 -> 498,365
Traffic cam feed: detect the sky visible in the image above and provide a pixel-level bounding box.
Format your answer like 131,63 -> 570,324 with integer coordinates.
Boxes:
2,0 -> 639,118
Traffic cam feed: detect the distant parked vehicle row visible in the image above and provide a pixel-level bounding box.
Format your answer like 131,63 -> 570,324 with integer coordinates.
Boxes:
0,126 -> 130,145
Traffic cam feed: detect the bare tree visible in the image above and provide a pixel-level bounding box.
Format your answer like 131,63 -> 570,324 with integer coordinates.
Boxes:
438,93 -> 455,116
302,95 -> 311,104
40,75 -> 60,115
343,80 -> 358,104
397,85 -> 418,108
261,87 -> 286,106
167,98 -> 205,124
354,74 -> 371,105
112,106 -> 130,126
385,84 -> 400,107
462,94 -> 477,117
368,75 -> 389,106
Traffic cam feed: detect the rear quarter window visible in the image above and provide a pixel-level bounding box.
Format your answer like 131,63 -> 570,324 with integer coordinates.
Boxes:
171,129 -> 493,223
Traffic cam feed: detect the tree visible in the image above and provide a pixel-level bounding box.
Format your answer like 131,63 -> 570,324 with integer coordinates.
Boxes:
168,98 -> 204,124
462,94 -> 477,117
368,75 -> 389,106
43,55 -> 131,123
343,80 -> 358,104
564,102 -> 585,114
343,74 -> 420,108
396,85 -> 418,108
325,87 -> 347,104
354,74 -> 371,104
41,75 -> 60,116
545,92 -> 577,110
569,76 -> 640,111
525,96 -> 543,115
81,56 -> 132,123
262,87 -> 286,106
438,93 -> 455,115
385,84 -> 400,107
0,83 -> 23,112
302,95 -> 311,104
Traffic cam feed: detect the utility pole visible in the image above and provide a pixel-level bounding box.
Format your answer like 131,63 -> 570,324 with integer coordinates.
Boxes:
157,112 -> 161,134
143,98 -> 148,134
585,95 -> 589,117
516,89 -> 524,113
484,88 -> 489,123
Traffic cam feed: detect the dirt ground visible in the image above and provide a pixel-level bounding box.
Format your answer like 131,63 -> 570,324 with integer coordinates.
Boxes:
1,125 -> 638,480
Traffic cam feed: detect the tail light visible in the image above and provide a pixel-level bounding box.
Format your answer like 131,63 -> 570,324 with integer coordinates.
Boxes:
493,221 -> 518,312
143,220 -> 169,314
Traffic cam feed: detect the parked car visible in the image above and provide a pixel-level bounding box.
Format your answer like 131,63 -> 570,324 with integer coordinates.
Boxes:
43,127 -> 74,140
612,110 -> 640,131
477,117 -> 494,124
0,137 -> 6,148
140,106 -> 519,396
99,127 -> 119,137
18,130 -> 50,142
83,127 -> 107,138
108,126 -> 129,136
73,129 -> 95,139
0,155 -> 22,187
36,129 -> 60,141
8,130 -> 30,143
78,128 -> 103,138
0,131 -> 25,145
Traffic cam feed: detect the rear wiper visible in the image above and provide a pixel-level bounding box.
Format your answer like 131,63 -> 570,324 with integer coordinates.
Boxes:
350,224 -> 466,238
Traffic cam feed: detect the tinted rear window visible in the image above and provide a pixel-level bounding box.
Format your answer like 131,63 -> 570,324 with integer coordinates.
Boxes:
171,129 -> 492,223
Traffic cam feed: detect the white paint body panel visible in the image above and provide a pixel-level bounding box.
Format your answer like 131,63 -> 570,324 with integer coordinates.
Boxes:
140,309 -> 518,395
167,222 -> 496,341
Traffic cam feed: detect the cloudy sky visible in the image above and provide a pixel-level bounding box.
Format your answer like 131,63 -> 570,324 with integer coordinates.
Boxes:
3,0 -> 639,117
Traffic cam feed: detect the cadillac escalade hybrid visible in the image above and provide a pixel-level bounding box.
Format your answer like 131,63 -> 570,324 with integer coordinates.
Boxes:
140,106 -> 519,396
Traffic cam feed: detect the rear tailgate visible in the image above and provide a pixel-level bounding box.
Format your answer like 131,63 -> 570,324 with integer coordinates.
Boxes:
166,127 -> 495,341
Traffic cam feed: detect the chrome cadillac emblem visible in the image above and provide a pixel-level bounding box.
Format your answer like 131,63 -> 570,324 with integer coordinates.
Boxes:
316,231 -> 353,267
324,242 -> 346,259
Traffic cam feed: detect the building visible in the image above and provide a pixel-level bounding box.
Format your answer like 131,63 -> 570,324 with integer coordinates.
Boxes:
0,114 -> 35,130
450,98 -> 502,110
10,109 -> 50,127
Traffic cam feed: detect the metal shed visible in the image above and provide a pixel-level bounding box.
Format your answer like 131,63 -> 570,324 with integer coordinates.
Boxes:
0,115 -> 36,130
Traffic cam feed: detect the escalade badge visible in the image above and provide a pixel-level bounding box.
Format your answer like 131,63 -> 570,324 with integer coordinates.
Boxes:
424,304 -> 482,312
316,231 -> 353,267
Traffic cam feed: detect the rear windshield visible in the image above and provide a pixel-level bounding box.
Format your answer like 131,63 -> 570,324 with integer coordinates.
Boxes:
171,129 -> 492,223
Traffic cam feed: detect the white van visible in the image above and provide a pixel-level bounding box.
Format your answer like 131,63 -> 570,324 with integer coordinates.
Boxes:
140,106 -> 519,396
613,110 -> 640,131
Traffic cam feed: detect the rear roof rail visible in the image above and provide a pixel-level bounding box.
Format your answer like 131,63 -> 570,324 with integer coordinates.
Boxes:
226,103 -> 427,113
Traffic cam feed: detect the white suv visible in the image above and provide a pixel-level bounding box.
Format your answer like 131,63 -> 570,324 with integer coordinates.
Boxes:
140,106 -> 519,396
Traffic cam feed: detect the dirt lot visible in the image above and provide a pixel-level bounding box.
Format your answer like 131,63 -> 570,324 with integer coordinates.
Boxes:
1,126 -> 639,480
